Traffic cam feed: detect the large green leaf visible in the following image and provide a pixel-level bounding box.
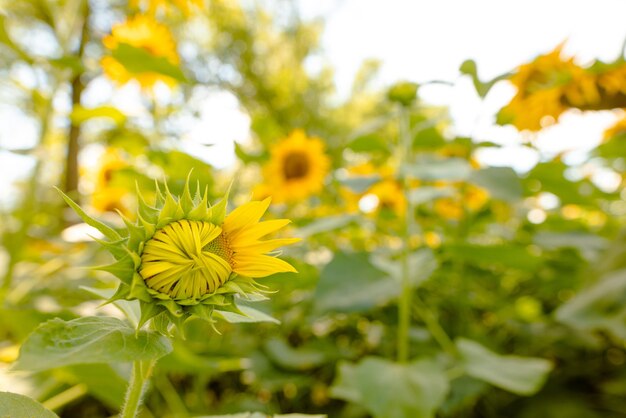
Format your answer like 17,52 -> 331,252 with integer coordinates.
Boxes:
446,243 -> 543,271
555,270 -> 626,340
404,156 -> 471,181
314,252 -> 398,313
0,392 -> 58,418
331,357 -> 449,418
469,167 -> 522,202
372,248 -> 438,288
111,43 -> 187,82
13,317 -> 172,372
296,215 -> 356,238
264,338 -> 328,371
456,338 -> 552,396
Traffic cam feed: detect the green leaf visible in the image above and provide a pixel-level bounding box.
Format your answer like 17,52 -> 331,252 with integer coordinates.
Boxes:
13,317 -> 172,372
0,392 -> 58,418
460,60 -> 510,98
372,248 -> 438,289
347,134 -> 390,154
469,167 -> 522,202
456,338 -> 552,396
70,105 -> 126,125
331,356 -> 449,418
314,252 -> 398,313
446,243 -> 543,271
404,156 -> 471,181
214,303 -> 280,324
111,43 -> 187,82
408,186 -> 455,205
555,270 -> 626,340
264,338 -> 327,371
340,175 -> 382,193
296,215 -> 356,238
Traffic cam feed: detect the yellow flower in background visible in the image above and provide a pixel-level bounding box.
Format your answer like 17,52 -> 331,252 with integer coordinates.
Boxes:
91,149 -> 132,215
597,64 -> 626,96
130,0 -> 202,16
500,44 -> 584,131
101,15 -> 179,88
260,130 -> 330,203
434,184 -> 489,221
342,163 -> 406,216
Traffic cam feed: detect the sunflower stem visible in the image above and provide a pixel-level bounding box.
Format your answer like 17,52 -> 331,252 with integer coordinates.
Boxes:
121,359 -> 156,418
398,106 -> 413,363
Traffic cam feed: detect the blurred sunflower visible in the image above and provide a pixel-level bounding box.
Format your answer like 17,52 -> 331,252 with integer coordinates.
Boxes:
597,64 -> 626,97
342,163 -> 406,217
258,130 -> 330,203
434,183 -> 489,221
90,149 -> 133,216
101,15 -> 179,88
499,45 -> 579,131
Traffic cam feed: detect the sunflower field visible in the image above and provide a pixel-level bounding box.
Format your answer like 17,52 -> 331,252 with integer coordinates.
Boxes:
1,1 -> 626,418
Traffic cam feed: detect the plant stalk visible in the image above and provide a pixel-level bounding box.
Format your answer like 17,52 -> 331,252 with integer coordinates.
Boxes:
121,359 -> 156,418
397,106 -> 413,363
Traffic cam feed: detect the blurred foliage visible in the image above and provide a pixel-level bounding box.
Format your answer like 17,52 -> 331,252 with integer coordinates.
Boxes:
0,0 -> 625,418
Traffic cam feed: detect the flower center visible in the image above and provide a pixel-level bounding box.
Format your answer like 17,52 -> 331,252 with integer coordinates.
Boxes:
283,152 -> 310,180
139,220 -> 234,300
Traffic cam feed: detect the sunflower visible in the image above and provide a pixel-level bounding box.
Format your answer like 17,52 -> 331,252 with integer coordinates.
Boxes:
434,183 -> 489,221
260,130 -> 330,203
341,163 -> 406,217
101,15 -> 179,88
59,180 -> 298,332
499,45 -> 578,131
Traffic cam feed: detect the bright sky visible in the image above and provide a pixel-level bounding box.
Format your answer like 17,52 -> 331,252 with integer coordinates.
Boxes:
2,0 -> 626,204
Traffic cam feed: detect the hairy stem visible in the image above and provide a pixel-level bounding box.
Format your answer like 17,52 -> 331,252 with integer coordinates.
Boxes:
121,359 -> 156,418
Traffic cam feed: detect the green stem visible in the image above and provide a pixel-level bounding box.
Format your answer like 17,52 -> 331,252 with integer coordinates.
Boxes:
397,106 -> 413,363
412,294 -> 458,357
121,359 -> 156,418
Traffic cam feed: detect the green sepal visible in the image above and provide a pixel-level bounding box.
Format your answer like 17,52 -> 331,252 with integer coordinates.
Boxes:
138,212 -> 156,239
180,173 -> 195,214
187,185 -> 210,221
56,187 -> 122,241
138,301 -> 165,329
151,312 -> 172,336
130,273 -> 153,302
209,183 -> 231,224
192,181 -> 202,205
107,283 -> 131,304
188,304 -> 220,334
91,236 -> 129,261
93,256 -> 135,284
154,180 -> 166,206
157,188 -> 183,228
116,210 -> 145,251
136,182 -> 159,224
159,299 -> 184,317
